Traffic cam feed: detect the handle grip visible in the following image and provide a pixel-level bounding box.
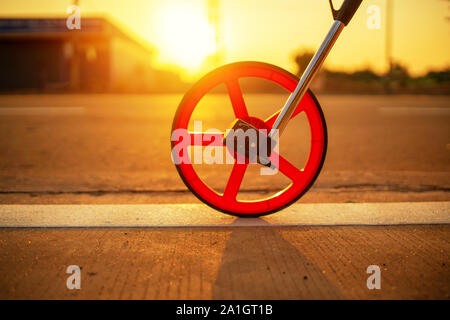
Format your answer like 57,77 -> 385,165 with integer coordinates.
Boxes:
329,0 -> 363,26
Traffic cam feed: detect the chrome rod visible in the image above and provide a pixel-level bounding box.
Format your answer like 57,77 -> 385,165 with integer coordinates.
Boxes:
269,20 -> 345,138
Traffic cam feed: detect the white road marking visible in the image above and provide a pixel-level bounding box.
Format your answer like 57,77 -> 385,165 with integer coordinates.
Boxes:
0,202 -> 448,227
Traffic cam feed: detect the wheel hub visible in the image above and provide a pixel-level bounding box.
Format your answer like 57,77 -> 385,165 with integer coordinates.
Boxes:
223,117 -> 274,167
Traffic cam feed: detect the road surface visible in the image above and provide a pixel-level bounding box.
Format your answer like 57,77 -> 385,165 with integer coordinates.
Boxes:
0,94 -> 448,299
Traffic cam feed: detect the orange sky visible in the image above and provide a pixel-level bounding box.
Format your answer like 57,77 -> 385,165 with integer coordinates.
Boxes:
1,0 -> 449,77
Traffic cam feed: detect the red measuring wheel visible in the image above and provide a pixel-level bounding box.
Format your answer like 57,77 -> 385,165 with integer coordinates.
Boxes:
171,61 -> 327,216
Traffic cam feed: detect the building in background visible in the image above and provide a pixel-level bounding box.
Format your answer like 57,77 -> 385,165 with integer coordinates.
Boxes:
0,17 -> 184,92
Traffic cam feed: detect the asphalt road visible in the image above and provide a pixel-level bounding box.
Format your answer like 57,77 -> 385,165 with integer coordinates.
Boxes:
0,94 -> 448,204
0,94 -> 448,300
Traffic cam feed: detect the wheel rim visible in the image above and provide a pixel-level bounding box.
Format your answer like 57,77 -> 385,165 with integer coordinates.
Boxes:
171,62 -> 327,216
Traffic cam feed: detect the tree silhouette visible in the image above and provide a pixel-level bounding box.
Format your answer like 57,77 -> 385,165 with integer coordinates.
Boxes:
293,49 -> 314,77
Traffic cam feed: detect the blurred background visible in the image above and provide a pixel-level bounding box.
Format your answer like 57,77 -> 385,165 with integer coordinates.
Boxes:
0,0 -> 448,94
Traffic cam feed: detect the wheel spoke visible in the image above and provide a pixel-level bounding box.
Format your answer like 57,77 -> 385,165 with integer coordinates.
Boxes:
271,152 -> 303,182
223,161 -> 248,200
264,104 -> 305,128
189,132 -> 224,146
226,80 -> 249,119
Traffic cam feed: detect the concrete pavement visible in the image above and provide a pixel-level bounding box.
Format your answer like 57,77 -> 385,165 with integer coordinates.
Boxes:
0,201 -> 448,299
0,224 -> 448,299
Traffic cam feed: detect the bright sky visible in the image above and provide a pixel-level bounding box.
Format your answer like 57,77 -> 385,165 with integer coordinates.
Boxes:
1,0 -> 449,77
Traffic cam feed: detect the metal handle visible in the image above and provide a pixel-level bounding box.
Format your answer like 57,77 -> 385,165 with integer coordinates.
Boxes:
268,1 -> 363,139
269,20 -> 344,139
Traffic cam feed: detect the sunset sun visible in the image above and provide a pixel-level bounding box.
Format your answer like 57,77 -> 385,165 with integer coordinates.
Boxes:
156,3 -> 216,73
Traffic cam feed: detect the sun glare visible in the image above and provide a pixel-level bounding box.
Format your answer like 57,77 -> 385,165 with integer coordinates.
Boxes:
156,4 -> 216,73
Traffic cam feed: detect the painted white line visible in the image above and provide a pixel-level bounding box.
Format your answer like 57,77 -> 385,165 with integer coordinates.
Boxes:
0,107 -> 85,115
0,202 -> 448,227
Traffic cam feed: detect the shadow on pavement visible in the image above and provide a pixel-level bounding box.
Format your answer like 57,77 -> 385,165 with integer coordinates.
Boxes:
213,218 -> 344,299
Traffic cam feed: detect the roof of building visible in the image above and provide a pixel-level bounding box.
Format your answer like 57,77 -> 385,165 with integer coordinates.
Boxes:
0,17 -> 102,34
0,17 -> 154,53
